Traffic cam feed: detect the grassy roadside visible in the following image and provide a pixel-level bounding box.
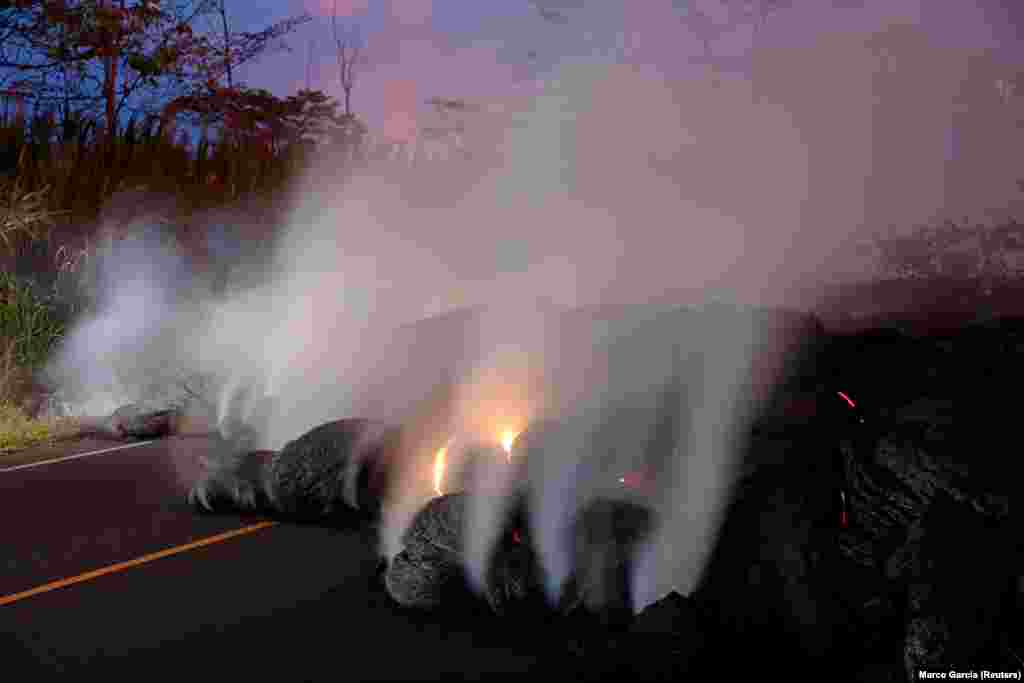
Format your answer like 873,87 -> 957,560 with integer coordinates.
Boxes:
0,293 -> 81,454
0,402 -> 81,454
0,177 -> 76,453
0,104 -> 310,456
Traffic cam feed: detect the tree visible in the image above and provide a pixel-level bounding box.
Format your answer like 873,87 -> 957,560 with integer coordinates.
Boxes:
197,2 -> 312,93
278,88 -> 364,150
425,97 -> 481,119
2,1 -> 208,141
423,96 -> 479,144
212,0 -> 232,88
330,0 -> 363,118
164,85 -> 364,158
682,5 -> 729,60
528,1 -> 581,25
730,0 -> 794,41
684,1 -> 794,60
0,1 -> 311,144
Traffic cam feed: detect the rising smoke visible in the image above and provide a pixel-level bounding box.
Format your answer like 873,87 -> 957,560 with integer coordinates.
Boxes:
46,2 -> 1014,612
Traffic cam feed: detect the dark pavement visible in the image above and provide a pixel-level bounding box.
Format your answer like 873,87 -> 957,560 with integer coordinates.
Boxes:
0,437 -> 591,681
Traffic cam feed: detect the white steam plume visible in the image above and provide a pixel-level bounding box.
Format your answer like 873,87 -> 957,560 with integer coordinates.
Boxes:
44,4 -> 1010,613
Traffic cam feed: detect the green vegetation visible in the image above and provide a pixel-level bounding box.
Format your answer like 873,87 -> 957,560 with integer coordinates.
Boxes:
0,401 -> 80,454
0,1 -> 370,453
0,92 -> 363,453
0,251 -> 78,451
0,332 -> 80,454
0,269 -> 67,369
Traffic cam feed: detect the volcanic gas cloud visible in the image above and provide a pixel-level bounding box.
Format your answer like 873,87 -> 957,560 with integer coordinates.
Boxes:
47,5 -> 995,613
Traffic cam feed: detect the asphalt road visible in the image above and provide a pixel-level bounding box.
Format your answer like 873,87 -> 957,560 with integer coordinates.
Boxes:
0,436 -> 595,681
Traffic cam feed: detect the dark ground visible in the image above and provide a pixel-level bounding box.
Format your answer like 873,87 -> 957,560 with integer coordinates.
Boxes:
0,437 -> 625,681
2,279 -> 1022,681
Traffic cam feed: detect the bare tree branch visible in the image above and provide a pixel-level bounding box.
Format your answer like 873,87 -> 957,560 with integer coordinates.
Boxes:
331,0 -> 361,118
215,0 -> 232,88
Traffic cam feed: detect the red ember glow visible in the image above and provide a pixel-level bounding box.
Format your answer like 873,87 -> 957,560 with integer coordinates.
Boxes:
619,468 -> 652,493
837,391 -> 856,409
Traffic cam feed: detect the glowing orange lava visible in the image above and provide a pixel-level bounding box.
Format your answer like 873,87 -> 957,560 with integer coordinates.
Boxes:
433,442 -> 451,496
499,429 -> 521,460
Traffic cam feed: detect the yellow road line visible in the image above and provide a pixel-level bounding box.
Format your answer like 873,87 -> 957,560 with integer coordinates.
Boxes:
0,520 -> 278,607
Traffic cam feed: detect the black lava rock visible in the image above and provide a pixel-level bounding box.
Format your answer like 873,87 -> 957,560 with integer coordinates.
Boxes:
190,418 -> 401,523
626,591 -> 705,678
384,492 -> 546,613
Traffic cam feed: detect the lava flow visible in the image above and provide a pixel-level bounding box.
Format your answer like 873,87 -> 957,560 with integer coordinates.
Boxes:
433,441 -> 451,497
499,429 -> 521,461
432,428 -> 522,496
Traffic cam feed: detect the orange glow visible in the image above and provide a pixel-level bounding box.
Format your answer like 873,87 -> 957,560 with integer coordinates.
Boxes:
433,440 -> 453,496
499,429 -> 521,459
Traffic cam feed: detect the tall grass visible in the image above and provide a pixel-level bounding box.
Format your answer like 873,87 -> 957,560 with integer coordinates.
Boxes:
0,336 -> 79,453
2,108 -> 312,223
0,269 -> 71,445
0,271 -> 67,369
